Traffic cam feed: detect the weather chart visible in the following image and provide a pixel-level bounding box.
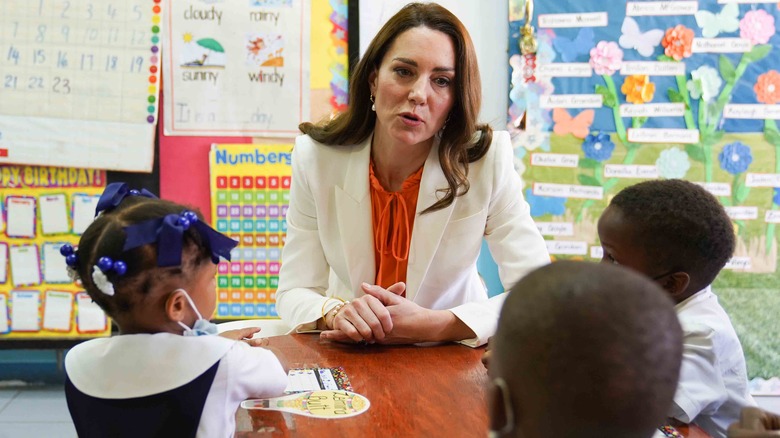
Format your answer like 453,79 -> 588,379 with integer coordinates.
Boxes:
209,143 -> 292,319
163,0 -> 310,137
0,0 -> 161,172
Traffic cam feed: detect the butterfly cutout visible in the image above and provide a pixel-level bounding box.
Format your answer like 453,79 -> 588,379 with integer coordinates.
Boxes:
553,108 -> 594,139
552,27 -> 594,62
695,3 -> 740,38
618,17 -> 664,57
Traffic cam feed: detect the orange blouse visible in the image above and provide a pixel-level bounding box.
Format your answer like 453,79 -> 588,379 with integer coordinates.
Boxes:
369,162 -> 424,294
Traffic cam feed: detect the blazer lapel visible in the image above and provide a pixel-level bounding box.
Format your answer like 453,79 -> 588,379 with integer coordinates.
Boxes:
406,139 -> 456,302
334,136 -> 375,294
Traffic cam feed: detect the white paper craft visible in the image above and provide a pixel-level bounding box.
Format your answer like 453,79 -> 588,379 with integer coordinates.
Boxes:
76,292 -> 107,332
10,245 -> 41,287
42,243 -> 71,283
6,196 -> 36,238
43,290 -> 74,332
72,194 -> 100,235
40,194 -> 70,234
0,294 -> 8,333
10,290 -> 40,332
0,243 -> 7,284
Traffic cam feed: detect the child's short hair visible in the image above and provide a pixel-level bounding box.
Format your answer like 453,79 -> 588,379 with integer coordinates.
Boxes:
70,186 -> 219,317
609,179 -> 735,289
492,261 -> 682,438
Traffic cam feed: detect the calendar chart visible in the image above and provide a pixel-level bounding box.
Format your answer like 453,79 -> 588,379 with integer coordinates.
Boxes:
0,0 -> 162,172
209,144 -> 291,319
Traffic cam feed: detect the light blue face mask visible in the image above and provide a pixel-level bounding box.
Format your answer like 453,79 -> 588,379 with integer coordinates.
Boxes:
176,288 -> 218,337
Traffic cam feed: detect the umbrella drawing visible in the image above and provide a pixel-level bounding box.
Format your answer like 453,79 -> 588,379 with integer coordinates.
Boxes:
183,38 -> 225,67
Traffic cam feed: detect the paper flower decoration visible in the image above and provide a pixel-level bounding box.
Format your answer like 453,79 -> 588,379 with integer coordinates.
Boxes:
740,9 -> 775,45
514,114 -> 551,152
687,65 -> 723,103
525,188 -> 567,217
774,188 -> 780,207
655,147 -> 691,179
589,41 -> 623,76
581,132 -> 616,162
661,25 -> 694,61
719,141 -> 753,175
621,74 -> 656,104
754,70 -> 780,104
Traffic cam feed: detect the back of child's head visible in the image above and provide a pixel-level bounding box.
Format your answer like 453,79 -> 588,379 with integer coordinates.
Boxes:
608,179 -> 735,292
66,183 -> 233,320
489,261 -> 683,438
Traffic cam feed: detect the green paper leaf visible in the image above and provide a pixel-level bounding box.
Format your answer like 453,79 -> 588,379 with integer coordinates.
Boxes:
685,144 -> 706,163
718,55 -> 736,83
744,44 -> 772,63
595,84 -> 616,108
735,182 -> 750,204
668,88 -> 686,106
578,158 -> 600,169
634,116 -> 648,127
765,128 -> 780,146
577,174 -> 601,187
701,130 -> 724,145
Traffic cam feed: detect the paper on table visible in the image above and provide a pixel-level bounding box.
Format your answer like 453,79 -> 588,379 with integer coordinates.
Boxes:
6,196 -> 36,238
42,243 -> 71,283
9,245 -> 41,287
40,194 -> 70,234
10,290 -> 40,332
43,290 -> 73,332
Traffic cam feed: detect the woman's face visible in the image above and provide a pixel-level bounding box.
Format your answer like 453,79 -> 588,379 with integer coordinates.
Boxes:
369,26 -> 456,149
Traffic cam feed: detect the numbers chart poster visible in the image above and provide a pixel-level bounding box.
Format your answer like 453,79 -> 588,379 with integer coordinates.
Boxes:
209,144 -> 292,319
163,0 -> 311,137
0,165 -> 110,339
509,0 -> 780,274
0,0 -> 162,172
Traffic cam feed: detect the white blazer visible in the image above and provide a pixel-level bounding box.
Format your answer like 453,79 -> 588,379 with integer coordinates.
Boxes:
276,131 -> 550,346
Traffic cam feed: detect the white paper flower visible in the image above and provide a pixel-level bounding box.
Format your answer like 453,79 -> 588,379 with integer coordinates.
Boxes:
92,266 -> 115,296
655,147 -> 691,179
687,65 -> 723,103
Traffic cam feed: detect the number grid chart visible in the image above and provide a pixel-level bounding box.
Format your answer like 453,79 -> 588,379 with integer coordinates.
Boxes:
0,165 -> 110,339
0,0 -> 162,171
209,144 -> 292,319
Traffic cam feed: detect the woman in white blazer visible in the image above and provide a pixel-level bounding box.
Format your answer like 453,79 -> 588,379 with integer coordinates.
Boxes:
276,3 -> 549,347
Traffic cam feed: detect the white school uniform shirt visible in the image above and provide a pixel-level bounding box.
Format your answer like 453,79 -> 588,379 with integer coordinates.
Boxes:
669,286 -> 756,438
66,333 -> 287,437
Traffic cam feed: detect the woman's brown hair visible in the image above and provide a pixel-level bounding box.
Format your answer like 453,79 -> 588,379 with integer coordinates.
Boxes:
299,2 -> 492,213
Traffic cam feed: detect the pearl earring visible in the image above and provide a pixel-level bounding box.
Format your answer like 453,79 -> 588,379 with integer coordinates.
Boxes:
370,94 -> 376,112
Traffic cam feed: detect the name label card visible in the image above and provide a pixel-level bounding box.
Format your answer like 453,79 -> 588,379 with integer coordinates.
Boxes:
533,182 -> 604,200
590,246 -> 604,259
724,256 -> 752,270
540,94 -> 603,109
725,206 -> 759,220
626,1 -> 698,16
535,222 -> 575,236
723,104 -> 780,120
627,128 -> 700,144
538,12 -> 608,28
545,240 -> 589,255
692,38 -> 752,53
620,103 -> 686,118
537,63 -> 593,77
531,153 -> 579,168
765,210 -> 780,223
695,182 -> 732,196
604,165 -> 659,179
746,173 -> 780,187
620,61 -> 687,76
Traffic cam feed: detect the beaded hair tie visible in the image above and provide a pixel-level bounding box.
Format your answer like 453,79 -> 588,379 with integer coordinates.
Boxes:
59,244 -> 127,296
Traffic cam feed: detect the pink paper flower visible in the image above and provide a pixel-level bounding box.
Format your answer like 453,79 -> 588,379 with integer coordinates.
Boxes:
740,9 -> 775,45
589,41 -> 623,76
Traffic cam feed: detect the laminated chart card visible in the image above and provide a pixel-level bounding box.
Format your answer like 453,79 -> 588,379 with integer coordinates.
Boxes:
0,165 -> 109,339
209,144 -> 292,319
0,0 -> 162,171
163,0 -> 310,137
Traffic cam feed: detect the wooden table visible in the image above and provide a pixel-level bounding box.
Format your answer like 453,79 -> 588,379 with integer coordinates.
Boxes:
235,333 -> 488,437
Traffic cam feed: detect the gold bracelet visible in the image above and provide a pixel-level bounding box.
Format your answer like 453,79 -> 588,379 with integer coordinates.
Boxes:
320,296 -> 346,320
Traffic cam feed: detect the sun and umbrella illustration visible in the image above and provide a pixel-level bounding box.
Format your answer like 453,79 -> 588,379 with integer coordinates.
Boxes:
180,33 -> 227,68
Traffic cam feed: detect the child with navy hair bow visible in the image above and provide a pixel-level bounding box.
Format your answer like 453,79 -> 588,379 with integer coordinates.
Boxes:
61,183 -> 287,438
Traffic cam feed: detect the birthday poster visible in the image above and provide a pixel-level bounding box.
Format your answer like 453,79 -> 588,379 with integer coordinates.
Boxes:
163,0 -> 311,137
0,165 -> 110,339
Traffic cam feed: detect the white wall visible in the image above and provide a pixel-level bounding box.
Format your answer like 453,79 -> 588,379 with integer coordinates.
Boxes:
358,0 -> 509,130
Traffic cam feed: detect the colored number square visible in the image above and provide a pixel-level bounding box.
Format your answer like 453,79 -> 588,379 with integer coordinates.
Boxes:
230,304 -> 243,316
255,176 -> 267,188
243,262 -> 255,274
256,291 -> 267,301
218,276 -> 229,288
216,191 -> 228,202
256,205 -> 267,217
244,292 -> 254,300
281,220 -> 288,232
218,303 -> 230,317
241,235 -> 255,247
268,205 -> 280,217
282,191 -> 290,203
256,262 -> 268,274
216,176 -> 228,189
268,248 -> 281,261
229,206 -> 241,217
268,234 -> 281,247
255,235 -> 268,246
229,176 -> 241,188
269,262 -> 280,275
230,220 -> 241,232
281,205 -> 289,217
230,248 -> 241,261
231,292 -> 242,301
230,263 -> 242,274
255,220 -> 268,232
268,220 -> 280,232
281,176 -> 291,189
269,304 -> 278,317
230,234 -> 241,243
269,276 -> 279,288
281,234 -> 287,245
269,191 -> 280,203
255,248 -> 267,259
242,248 -> 255,260
242,191 -> 254,203
218,262 -> 229,274
242,219 -> 254,232
230,277 -> 242,288
256,304 -> 268,316
230,192 -> 240,202
217,205 -> 228,217
242,205 -> 254,217
256,276 -> 268,288
242,176 -> 254,188
243,304 -> 256,316
243,276 -> 254,288
269,176 -> 279,189
219,291 -> 229,301
269,292 -> 276,301
255,191 -> 267,203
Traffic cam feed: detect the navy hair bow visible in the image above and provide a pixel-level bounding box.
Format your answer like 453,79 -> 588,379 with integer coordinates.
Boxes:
95,182 -> 158,217
122,211 -> 238,267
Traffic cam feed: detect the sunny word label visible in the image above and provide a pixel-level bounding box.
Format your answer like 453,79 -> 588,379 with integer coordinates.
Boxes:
603,164 -> 659,179
724,256 -> 752,270
620,103 -> 686,118
620,61 -> 687,76
533,182 -> 604,200
765,210 -> 780,223
723,104 -> 780,120
545,240 -> 588,255
536,63 -> 593,77
692,38 -> 752,53
531,153 -> 579,168
626,1 -> 699,16
627,128 -> 700,144
695,182 -> 732,196
538,12 -> 608,28
539,94 -> 603,109
746,173 -> 780,187
535,222 -> 575,236
725,206 -> 759,220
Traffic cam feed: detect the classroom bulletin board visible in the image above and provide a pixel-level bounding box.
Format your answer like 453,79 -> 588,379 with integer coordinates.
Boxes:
0,0 -> 162,172
0,166 -> 110,339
